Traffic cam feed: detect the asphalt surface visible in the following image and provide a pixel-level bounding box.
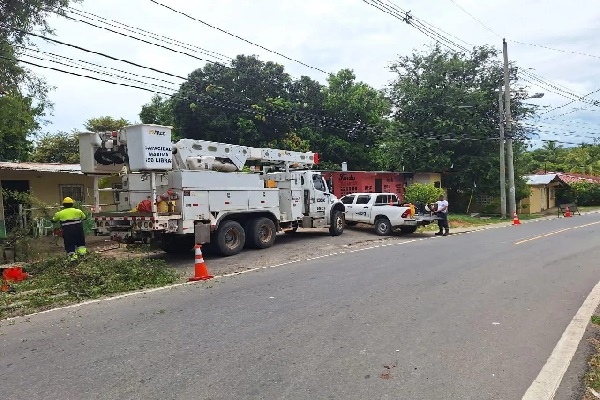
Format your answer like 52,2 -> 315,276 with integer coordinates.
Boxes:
2,214 -> 600,399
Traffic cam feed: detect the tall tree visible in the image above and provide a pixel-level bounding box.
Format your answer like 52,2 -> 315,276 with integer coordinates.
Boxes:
1,0 -> 81,161
382,45 -> 534,197
31,131 -> 80,163
83,116 -> 130,132
172,55 -> 295,146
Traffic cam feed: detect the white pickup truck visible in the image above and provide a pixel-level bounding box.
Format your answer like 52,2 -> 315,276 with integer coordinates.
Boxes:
340,193 -> 435,235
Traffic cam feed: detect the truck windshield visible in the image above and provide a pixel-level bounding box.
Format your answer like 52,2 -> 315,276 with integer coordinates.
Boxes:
313,175 -> 326,192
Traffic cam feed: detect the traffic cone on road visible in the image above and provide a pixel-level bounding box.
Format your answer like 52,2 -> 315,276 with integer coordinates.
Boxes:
512,212 -> 521,225
188,245 -> 213,281
565,206 -> 572,217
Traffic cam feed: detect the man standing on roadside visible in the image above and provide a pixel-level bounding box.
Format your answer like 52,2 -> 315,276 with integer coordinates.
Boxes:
435,194 -> 449,236
53,197 -> 88,261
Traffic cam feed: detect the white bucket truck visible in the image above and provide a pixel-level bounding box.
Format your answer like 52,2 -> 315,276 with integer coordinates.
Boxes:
79,124 -> 345,256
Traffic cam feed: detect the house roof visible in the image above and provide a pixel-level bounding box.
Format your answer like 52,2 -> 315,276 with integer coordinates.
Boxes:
525,172 -> 600,186
0,162 -> 82,174
556,172 -> 600,184
525,174 -> 558,185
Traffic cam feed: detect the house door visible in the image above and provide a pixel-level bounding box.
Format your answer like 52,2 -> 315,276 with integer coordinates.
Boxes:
375,179 -> 383,193
1,180 -> 30,231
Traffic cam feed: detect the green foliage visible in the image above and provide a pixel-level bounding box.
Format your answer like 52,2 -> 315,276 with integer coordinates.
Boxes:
1,0 -> 80,161
567,182 -> 600,206
0,189 -> 55,261
382,45 -> 534,196
31,131 -> 79,163
168,55 -> 388,170
520,141 -> 600,175
0,254 -> 179,318
404,183 -> 445,204
84,116 -> 130,132
139,94 -> 177,138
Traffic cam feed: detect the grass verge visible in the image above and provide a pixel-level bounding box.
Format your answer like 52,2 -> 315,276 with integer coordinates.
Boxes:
584,315 -> 600,399
419,213 -> 545,231
0,253 -> 179,320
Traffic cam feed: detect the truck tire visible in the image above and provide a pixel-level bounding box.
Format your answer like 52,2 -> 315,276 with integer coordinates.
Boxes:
158,234 -> 194,254
247,217 -> 276,249
329,211 -> 345,236
400,226 -> 418,234
374,217 -> 392,236
215,220 -> 246,256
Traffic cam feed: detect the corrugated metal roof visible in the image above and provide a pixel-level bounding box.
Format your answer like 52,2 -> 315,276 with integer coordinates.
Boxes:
557,173 -> 600,184
0,162 -> 82,174
525,174 -> 558,185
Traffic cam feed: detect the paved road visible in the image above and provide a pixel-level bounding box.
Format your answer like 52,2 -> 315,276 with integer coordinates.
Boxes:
2,214 -> 600,399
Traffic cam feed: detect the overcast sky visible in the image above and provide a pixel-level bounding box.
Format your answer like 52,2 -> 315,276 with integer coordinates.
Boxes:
23,0 -> 600,147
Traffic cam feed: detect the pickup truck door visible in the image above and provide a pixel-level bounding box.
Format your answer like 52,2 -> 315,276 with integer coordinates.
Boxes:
341,195 -> 357,221
353,195 -> 372,223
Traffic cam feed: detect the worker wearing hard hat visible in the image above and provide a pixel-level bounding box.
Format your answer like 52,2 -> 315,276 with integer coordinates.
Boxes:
52,197 -> 88,260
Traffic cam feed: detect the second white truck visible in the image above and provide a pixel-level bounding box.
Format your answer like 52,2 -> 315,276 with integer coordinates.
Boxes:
341,193 -> 436,235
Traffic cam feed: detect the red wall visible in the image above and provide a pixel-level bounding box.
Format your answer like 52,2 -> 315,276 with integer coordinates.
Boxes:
321,171 -> 406,200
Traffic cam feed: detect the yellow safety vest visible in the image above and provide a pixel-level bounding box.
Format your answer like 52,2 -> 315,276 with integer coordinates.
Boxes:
52,208 -> 87,226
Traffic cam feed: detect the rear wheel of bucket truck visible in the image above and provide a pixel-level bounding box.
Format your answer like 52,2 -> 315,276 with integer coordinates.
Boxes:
247,217 -> 276,249
215,220 -> 246,256
329,211 -> 345,236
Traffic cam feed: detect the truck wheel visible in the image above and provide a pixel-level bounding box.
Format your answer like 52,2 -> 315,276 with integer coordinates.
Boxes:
345,221 -> 358,227
400,226 -> 418,234
215,220 -> 246,256
247,218 -> 276,249
329,211 -> 344,236
374,218 -> 392,236
158,234 -> 194,254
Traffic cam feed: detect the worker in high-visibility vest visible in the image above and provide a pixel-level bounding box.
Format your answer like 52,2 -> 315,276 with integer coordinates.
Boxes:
52,197 -> 88,260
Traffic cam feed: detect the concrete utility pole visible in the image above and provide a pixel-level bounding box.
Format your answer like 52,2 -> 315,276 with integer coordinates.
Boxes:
498,87 -> 507,219
503,38 -> 517,216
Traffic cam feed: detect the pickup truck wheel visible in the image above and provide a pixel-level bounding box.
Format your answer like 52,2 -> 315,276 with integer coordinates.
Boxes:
247,218 -> 276,249
215,220 -> 246,256
374,218 -> 392,236
345,221 -> 358,227
329,211 -> 344,236
400,226 -> 418,234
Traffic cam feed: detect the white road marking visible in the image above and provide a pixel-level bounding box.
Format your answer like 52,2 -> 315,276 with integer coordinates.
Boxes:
522,279 -> 600,400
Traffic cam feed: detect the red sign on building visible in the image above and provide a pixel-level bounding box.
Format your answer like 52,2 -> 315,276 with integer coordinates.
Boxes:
320,171 -> 408,200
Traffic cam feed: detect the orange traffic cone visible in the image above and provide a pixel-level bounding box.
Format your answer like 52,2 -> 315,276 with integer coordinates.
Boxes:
512,212 -> 521,225
188,245 -> 213,281
565,206 -> 572,217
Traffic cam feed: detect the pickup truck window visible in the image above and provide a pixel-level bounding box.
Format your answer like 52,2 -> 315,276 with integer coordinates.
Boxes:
341,195 -> 355,205
356,195 -> 371,205
375,194 -> 398,205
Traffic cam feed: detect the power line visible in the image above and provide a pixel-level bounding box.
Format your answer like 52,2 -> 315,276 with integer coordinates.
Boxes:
10,28 -> 188,80
445,0 -> 502,38
17,46 -> 179,86
66,7 -> 232,62
1,55 -> 172,96
147,0 -> 329,74
20,51 -> 177,92
61,13 -> 212,65
509,40 -> 600,61
540,86 -> 600,115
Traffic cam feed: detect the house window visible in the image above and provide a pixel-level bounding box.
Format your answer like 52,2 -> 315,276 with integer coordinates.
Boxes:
113,183 -> 123,204
59,184 -> 84,203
